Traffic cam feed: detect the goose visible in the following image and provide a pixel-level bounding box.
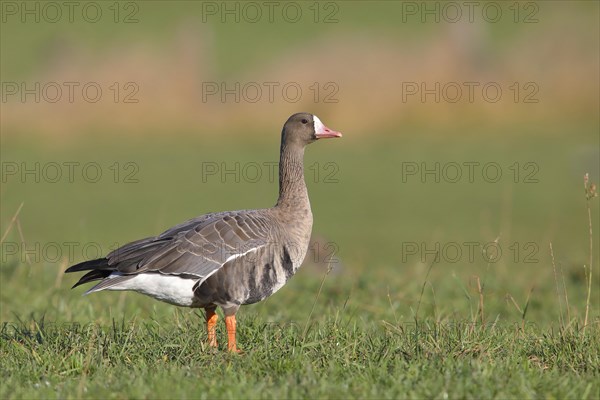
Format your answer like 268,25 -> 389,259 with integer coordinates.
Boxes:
65,112 -> 342,352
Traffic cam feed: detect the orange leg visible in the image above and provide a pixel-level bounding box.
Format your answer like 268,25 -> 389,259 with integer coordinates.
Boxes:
206,308 -> 218,348
225,315 -> 241,353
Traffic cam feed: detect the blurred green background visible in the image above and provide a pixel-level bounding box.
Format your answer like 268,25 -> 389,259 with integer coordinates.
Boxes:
1,1 -> 598,327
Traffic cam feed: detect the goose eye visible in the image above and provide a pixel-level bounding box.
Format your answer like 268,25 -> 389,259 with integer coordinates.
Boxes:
301,119 -> 308,124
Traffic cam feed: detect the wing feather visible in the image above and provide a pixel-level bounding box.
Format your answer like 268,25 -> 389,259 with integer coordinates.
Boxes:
67,210 -> 276,291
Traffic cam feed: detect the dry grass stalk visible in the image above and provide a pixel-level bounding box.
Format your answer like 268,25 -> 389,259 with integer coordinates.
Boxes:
583,173 -> 597,332
476,275 -> 484,325
560,262 -> 571,325
0,202 -> 24,244
549,242 -> 565,331
303,255 -> 335,339
415,251 -> 438,321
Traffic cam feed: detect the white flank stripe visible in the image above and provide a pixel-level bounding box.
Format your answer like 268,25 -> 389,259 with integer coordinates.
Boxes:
224,245 -> 265,263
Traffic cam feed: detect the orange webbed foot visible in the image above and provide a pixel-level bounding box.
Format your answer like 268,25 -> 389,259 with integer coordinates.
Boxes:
206,308 -> 219,348
225,314 -> 243,354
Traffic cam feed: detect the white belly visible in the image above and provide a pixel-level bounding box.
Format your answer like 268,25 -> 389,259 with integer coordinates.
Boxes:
103,273 -> 198,307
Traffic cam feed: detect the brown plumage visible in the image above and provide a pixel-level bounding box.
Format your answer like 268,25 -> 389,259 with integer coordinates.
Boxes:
65,113 -> 342,352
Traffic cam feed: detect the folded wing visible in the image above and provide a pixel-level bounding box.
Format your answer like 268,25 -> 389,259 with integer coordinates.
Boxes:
65,210 -> 274,292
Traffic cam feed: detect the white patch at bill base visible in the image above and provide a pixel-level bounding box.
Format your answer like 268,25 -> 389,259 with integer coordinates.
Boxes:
313,115 -> 325,135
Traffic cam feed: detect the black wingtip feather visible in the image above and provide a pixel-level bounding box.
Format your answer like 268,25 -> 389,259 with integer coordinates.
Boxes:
71,269 -> 113,288
65,258 -> 109,273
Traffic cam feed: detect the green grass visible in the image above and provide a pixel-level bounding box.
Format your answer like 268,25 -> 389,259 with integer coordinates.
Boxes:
1,313 -> 599,399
